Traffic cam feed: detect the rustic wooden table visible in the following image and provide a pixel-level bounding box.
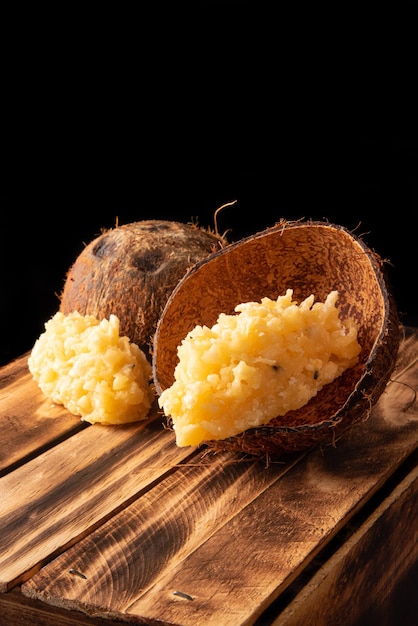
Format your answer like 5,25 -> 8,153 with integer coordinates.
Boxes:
1,327 -> 417,626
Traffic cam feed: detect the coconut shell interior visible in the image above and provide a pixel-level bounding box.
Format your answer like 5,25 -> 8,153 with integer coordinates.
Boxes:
153,221 -> 401,455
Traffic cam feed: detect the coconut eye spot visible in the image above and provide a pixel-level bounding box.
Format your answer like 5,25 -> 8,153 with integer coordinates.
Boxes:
92,234 -> 117,259
132,248 -> 165,274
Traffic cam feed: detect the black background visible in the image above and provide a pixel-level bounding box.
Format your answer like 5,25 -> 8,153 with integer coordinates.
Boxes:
1,139 -> 417,367
1,3 -> 417,367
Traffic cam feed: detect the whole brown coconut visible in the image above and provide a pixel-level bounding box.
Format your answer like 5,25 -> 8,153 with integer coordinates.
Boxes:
153,220 -> 401,457
60,220 -> 226,358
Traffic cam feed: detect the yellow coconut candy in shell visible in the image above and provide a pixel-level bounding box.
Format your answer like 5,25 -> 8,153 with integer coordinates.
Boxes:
153,220 -> 401,457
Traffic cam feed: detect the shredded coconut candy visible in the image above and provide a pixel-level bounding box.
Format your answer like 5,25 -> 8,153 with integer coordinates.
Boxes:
158,290 -> 361,447
28,311 -> 154,425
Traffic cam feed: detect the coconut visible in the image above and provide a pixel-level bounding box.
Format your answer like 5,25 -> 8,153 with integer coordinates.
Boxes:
152,220 -> 401,457
60,220 -> 226,358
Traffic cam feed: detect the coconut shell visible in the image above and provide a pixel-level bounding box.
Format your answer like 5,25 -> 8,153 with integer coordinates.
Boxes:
60,220 -> 226,358
153,220 -> 401,457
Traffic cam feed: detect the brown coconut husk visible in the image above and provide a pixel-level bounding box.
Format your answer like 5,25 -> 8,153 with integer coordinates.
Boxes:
152,220 -> 401,457
60,220 -> 227,358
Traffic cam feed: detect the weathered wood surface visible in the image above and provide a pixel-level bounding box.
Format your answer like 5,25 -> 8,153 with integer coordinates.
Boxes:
0,586 -> 126,626
0,327 -> 417,625
272,462 -> 418,625
0,416 -> 198,591
0,354 -> 87,475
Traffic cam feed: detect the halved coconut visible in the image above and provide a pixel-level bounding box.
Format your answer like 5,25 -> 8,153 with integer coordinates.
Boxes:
60,220 -> 226,358
152,220 -> 401,456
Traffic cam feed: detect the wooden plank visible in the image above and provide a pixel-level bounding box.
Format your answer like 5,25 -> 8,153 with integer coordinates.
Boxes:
21,452 -> 302,622
0,354 -> 86,475
0,415 -> 196,591
269,462 -> 418,626
0,586 -> 127,626
20,337 -> 418,626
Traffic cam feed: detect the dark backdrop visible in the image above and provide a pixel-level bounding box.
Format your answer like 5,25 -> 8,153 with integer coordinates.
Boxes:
2,0 -> 417,366
1,139 -> 416,366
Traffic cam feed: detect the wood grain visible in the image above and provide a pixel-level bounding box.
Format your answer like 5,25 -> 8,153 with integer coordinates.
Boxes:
20,453 -> 303,621
0,586 -> 127,626
0,354 -> 86,475
18,328 -> 418,626
271,463 -> 418,626
0,415 -> 195,591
